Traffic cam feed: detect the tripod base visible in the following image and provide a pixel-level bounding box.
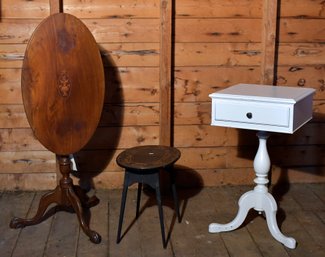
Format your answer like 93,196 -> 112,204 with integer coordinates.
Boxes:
208,131 -> 296,249
9,156 -> 101,244
209,190 -> 296,249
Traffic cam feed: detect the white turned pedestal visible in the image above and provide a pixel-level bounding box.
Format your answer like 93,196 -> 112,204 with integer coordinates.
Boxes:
209,84 -> 315,249
209,131 -> 296,249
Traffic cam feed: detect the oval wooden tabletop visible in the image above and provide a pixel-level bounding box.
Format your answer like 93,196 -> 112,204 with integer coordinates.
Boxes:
22,13 -> 105,155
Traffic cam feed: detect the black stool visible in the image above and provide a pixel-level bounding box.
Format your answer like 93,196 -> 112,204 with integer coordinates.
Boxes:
116,145 -> 181,248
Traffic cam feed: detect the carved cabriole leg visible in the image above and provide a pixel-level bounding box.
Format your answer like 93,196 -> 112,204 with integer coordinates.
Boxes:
57,156 -> 101,244
10,155 -> 101,244
10,187 -> 61,228
67,186 -> 101,243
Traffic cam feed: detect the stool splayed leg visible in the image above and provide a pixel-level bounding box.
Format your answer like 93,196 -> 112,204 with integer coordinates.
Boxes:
116,169 -> 174,248
209,131 -> 296,249
116,145 -> 181,248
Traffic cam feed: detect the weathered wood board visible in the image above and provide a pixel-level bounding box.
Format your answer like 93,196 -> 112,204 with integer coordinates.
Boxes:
0,0 -> 324,189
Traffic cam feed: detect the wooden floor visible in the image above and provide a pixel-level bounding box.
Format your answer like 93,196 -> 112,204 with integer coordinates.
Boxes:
0,183 -> 324,257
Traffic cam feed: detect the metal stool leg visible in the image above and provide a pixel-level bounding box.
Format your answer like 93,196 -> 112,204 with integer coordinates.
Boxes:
136,183 -> 142,218
116,172 -> 130,243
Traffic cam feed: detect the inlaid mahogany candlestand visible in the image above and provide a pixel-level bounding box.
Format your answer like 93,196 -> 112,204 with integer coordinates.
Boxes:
10,156 -> 101,243
9,12 -> 105,244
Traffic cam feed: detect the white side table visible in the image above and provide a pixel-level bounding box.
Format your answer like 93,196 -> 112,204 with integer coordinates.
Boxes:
209,84 -> 315,249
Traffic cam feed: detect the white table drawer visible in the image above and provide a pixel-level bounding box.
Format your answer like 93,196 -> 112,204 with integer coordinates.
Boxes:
213,99 -> 290,127
209,84 -> 315,134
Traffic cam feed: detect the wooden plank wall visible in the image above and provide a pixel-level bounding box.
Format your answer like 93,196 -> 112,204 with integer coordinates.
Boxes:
0,0 -> 324,190
173,0 -> 325,186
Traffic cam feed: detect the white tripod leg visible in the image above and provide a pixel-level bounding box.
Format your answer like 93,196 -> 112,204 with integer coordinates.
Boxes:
209,190 -> 255,232
263,193 -> 296,249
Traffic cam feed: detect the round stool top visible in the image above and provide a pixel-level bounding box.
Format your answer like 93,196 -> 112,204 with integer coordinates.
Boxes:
116,145 -> 181,170
21,13 -> 105,155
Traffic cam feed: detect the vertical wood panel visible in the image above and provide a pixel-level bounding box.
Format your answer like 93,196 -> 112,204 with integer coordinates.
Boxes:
260,0 -> 278,84
159,0 -> 172,146
49,0 -> 62,15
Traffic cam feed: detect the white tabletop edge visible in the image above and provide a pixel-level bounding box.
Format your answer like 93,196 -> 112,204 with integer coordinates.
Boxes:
209,84 -> 315,104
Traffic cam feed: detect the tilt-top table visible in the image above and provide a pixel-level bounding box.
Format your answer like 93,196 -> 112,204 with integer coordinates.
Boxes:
209,84 -> 315,249
9,13 -> 105,244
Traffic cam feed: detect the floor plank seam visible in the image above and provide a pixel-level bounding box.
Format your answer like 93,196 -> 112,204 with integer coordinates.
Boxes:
315,211 -> 325,225
74,225 -> 81,257
42,212 -> 55,257
310,187 -> 325,207
296,211 -> 325,251
10,192 -> 36,257
219,234 -> 231,257
246,226 -> 268,257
